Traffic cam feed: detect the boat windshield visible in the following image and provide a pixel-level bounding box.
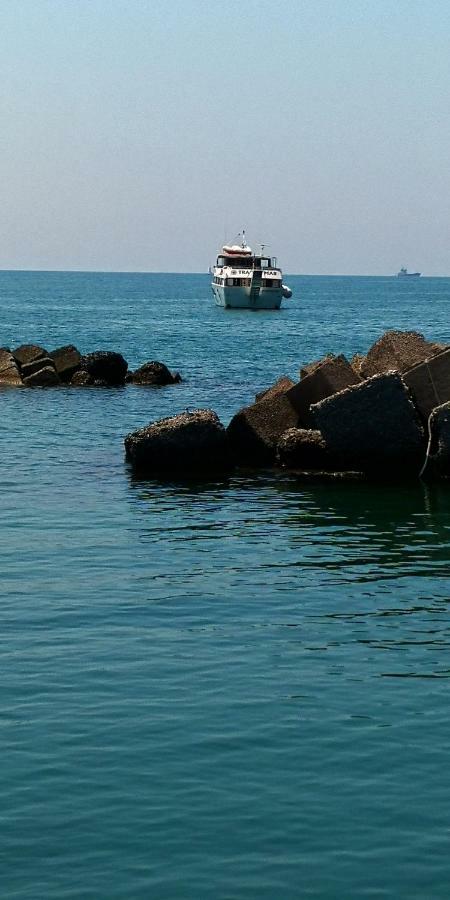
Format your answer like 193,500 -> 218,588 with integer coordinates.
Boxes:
217,255 -> 254,268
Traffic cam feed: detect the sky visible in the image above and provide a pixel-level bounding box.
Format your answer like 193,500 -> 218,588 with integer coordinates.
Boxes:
1,0 -> 450,274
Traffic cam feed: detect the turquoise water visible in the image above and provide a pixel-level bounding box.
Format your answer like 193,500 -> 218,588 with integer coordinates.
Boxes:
2,272 -> 450,899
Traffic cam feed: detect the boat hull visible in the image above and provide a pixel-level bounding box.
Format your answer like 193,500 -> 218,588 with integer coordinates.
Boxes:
211,284 -> 283,310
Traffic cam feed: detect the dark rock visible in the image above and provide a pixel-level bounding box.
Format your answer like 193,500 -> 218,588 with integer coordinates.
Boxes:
21,357 -> 56,379
311,372 -> 426,478
403,348 -> 450,422
276,427 -> 334,470
125,408 -> 233,475
127,361 -> 181,386
12,344 -> 48,368
226,391 -> 299,465
360,330 -> 442,379
255,376 -> 295,402
71,370 -> 94,386
49,345 -> 82,381
421,401 -> 450,479
287,355 -> 361,424
80,350 -> 128,385
23,366 -> 60,387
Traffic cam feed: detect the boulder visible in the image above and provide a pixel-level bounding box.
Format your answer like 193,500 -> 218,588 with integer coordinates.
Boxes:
21,356 -> 57,379
126,361 -> 181,386
420,401 -> 450,479
255,376 -> 295,402
12,344 -> 48,368
125,409 -> 233,475
80,351 -> 128,385
311,372 -> 426,477
23,366 -> 60,387
360,330 -> 442,379
287,355 -> 361,424
276,428 -> 334,470
49,345 -> 82,382
0,350 -> 23,386
226,391 -> 299,465
350,353 -> 365,377
403,349 -> 450,422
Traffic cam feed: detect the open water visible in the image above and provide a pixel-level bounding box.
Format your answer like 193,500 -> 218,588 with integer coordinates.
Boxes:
2,271 -> 450,899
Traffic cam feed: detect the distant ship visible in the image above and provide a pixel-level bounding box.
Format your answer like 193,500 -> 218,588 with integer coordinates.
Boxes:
397,267 -> 421,277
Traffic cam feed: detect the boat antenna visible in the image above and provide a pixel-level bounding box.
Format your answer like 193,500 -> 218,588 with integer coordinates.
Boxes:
241,229 -> 246,248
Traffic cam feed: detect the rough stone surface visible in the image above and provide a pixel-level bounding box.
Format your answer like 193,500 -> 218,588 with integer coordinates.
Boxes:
350,353 -> 365,377
21,357 -> 56,379
403,348 -> 450,422
126,361 -> 181,386
125,409 -> 232,475
421,401 -> 450,479
12,344 -> 48,368
300,354 -> 335,379
23,366 -> 61,387
287,355 -> 361,424
226,392 -> 299,465
360,330 -> 442,379
0,350 -> 23,385
71,370 -> 94,386
80,351 -> 128,385
255,376 -> 295,402
311,372 -> 426,477
49,345 -> 82,381
276,428 -> 333,470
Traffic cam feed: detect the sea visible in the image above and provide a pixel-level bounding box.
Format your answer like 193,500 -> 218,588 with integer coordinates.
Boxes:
2,271 -> 450,900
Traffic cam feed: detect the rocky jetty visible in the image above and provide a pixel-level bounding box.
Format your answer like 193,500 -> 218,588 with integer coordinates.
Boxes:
0,343 -> 182,389
125,329 -> 450,481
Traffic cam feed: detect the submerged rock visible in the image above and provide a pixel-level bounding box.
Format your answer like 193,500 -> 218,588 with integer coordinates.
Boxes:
80,351 -> 128,386
125,409 -> 233,475
126,361 -> 181,386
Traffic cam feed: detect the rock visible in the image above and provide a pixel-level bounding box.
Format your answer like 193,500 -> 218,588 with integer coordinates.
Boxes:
300,354 -> 335,379
0,350 -> 23,386
255,376 -> 295,402
360,330 -> 442,379
23,366 -> 60,387
49,345 -> 82,382
71,370 -> 94,386
12,344 -> 48,368
286,355 -> 361,424
126,361 -> 181,386
350,353 -> 365,377
403,348 -> 450,422
311,372 -> 426,478
276,428 -> 334,469
420,401 -> 450,479
125,409 -> 232,475
226,391 -> 299,465
80,350 -> 128,385
21,357 -> 57,379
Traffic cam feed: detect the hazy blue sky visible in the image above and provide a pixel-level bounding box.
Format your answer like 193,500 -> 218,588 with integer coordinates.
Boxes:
1,0 -> 450,273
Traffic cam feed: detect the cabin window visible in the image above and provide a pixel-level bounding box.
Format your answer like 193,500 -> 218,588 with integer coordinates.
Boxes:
265,279 -> 273,287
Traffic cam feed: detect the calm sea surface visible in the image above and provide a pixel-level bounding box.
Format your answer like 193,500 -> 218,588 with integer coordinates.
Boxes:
2,271 -> 450,899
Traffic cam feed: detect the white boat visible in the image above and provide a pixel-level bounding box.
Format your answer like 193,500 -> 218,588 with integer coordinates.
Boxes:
211,232 -> 292,309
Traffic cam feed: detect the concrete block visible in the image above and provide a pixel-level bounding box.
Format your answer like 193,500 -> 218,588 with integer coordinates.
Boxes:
360,330 -> 442,379
227,391 -> 299,465
404,348 -> 450,422
311,372 -> 426,477
287,355 -> 361,424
